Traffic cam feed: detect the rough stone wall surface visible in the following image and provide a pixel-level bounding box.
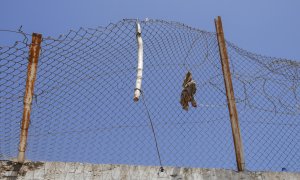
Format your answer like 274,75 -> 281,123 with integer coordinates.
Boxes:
1,161 -> 300,180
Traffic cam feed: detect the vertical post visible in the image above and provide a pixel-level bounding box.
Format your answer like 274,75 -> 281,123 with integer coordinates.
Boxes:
17,33 -> 42,163
214,16 -> 245,171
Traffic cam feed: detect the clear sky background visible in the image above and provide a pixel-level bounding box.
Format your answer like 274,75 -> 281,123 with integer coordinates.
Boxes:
0,0 -> 299,61
1,0 -> 300,172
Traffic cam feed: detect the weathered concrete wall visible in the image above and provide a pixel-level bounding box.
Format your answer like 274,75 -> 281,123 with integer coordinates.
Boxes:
1,161 -> 300,180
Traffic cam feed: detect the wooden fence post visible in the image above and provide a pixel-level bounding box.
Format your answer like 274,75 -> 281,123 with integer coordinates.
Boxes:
214,16 -> 245,171
17,33 -> 42,163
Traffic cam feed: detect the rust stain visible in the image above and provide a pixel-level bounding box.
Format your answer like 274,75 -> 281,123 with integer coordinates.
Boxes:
17,33 -> 42,163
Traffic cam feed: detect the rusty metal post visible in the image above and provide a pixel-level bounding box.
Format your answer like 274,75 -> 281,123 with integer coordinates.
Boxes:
214,16 -> 245,171
17,33 -> 42,163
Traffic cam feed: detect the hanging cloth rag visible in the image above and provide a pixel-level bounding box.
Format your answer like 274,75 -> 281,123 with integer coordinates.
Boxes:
180,71 -> 197,111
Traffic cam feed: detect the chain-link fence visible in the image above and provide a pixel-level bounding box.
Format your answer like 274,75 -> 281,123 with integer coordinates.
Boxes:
227,42 -> 300,172
0,19 -> 299,172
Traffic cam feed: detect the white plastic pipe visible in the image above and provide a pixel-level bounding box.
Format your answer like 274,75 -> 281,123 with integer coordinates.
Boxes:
134,21 -> 144,102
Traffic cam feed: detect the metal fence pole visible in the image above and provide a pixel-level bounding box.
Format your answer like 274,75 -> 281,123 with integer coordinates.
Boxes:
17,33 -> 42,163
214,16 -> 245,171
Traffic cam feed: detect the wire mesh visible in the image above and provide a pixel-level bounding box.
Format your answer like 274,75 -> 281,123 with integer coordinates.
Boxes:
0,36 -> 29,160
0,19 -> 299,172
227,42 -> 300,172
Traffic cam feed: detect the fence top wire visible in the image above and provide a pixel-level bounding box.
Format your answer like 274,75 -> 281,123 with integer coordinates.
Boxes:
0,18 -> 299,172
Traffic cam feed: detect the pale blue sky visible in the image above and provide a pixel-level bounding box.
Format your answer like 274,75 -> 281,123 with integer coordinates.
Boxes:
1,0 -> 299,172
0,0 -> 299,60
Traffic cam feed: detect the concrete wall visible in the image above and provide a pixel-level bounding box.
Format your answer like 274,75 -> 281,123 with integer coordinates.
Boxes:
1,161 -> 300,180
